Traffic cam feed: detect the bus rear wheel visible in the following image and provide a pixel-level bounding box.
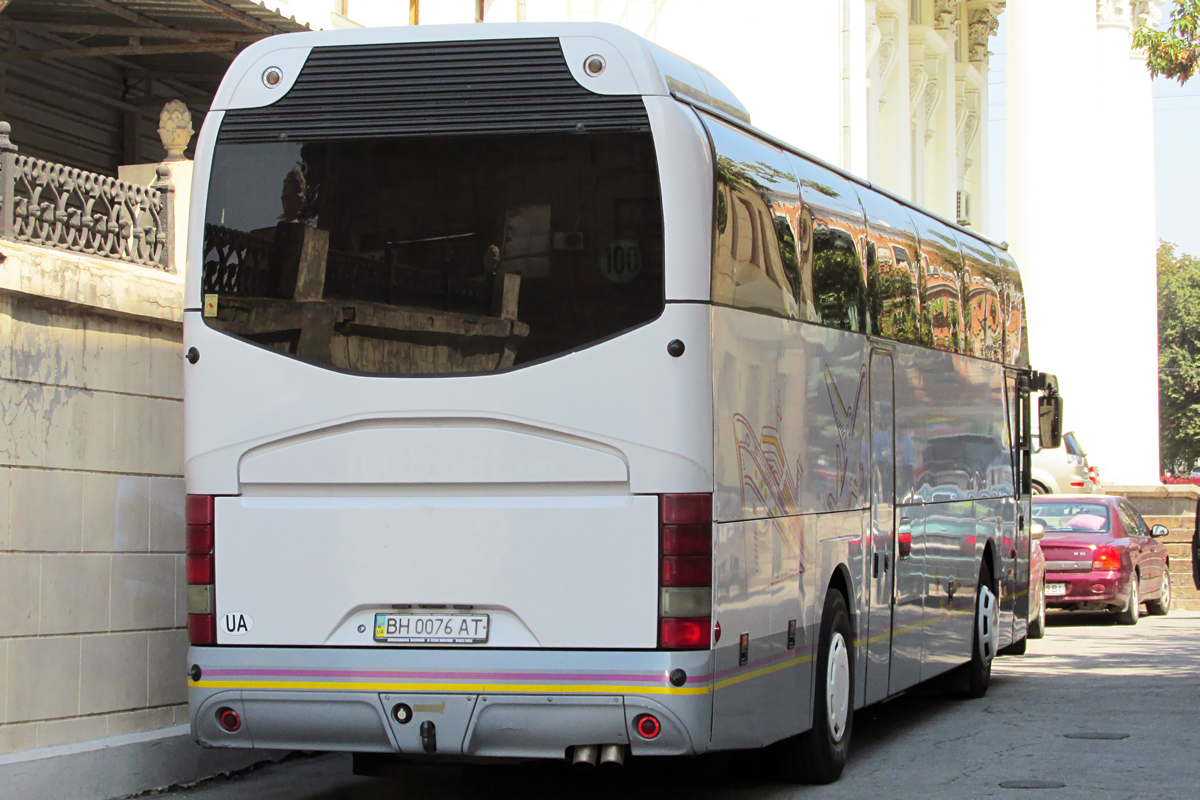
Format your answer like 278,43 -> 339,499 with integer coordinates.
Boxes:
774,588 -> 853,784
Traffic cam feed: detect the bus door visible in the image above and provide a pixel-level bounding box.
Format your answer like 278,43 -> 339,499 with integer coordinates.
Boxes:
864,350 -> 896,704
1004,369 -> 1033,642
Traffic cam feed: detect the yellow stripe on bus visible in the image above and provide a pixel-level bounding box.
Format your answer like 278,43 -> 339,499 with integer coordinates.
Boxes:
189,680 -> 712,696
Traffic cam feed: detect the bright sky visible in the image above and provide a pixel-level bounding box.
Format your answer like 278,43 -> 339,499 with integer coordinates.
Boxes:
988,8 -> 1200,258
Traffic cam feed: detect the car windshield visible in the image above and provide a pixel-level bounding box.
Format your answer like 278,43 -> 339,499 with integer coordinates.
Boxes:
1032,501 -> 1111,533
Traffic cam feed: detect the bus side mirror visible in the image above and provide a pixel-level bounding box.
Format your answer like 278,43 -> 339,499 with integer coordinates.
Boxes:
1038,394 -> 1063,450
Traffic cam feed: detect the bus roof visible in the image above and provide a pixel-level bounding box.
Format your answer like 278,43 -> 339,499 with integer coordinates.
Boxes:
211,21 -> 1004,254
211,21 -> 749,123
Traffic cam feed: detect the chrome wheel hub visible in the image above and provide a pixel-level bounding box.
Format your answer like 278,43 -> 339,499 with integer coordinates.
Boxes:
826,632 -> 850,742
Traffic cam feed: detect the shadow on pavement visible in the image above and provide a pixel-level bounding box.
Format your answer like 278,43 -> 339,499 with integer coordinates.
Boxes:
262,684 -> 973,800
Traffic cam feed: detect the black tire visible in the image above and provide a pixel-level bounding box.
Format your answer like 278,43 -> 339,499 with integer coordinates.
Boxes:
1147,570 -> 1171,616
950,561 -> 996,698
1029,580 -> 1046,639
1031,481 -> 1049,496
1116,573 -> 1140,625
774,589 -> 853,784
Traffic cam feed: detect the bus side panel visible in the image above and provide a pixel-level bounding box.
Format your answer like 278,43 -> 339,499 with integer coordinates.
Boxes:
891,344 -> 1014,673
710,514 -> 811,749
920,499 -> 978,680
816,511 -> 868,711
710,307 -> 869,746
711,312 -> 870,523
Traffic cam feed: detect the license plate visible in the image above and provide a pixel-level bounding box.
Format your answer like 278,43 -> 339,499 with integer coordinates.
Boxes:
374,613 -> 489,644
1045,583 -> 1067,597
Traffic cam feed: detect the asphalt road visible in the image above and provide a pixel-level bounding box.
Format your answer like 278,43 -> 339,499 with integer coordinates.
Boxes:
155,611 -> 1200,800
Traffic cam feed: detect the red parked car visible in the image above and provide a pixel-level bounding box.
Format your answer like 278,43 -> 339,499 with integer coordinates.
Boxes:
1029,535 -> 1046,639
1032,495 -> 1171,624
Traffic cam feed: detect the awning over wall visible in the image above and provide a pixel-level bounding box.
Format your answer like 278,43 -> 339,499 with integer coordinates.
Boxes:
0,0 -> 310,174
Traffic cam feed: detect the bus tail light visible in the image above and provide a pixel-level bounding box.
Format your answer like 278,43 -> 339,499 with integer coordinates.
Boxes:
658,494 -> 712,650
1092,546 -> 1121,571
659,617 -> 711,650
186,494 -> 217,645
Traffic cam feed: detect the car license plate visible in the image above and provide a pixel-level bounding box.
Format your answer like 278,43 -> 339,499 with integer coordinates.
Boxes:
373,613 -> 489,644
1045,583 -> 1067,597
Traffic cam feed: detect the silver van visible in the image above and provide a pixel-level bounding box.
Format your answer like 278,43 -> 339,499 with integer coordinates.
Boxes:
1031,431 -> 1096,494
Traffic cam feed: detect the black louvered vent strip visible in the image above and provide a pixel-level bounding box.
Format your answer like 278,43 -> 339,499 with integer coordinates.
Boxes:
218,38 -> 650,143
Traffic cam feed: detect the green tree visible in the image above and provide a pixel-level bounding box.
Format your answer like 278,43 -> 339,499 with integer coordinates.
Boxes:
1158,240 -> 1200,474
1135,0 -> 1200,83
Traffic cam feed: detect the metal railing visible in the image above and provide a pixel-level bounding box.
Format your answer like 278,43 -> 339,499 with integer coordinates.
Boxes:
203,223 -> 491,315
0,121 -> 174,271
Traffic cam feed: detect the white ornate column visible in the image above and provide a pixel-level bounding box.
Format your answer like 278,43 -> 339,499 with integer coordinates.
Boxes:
873,3 -> 909,196
1007,0 -> 1161,483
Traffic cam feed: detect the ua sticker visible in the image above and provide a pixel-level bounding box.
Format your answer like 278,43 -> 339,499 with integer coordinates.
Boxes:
222,613 -> 253,635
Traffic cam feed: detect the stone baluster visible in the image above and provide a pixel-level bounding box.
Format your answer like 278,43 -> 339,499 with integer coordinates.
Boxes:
153,165 -> 175,272
0,121 -> 17,240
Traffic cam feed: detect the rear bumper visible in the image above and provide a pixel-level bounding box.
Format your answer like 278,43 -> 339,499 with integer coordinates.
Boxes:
188,646 -> 713,759
1044,570 -> 1127,607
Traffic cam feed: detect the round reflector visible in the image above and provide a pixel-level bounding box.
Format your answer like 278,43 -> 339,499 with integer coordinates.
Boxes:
634,713 -> 661,740
216,707 -> 241,733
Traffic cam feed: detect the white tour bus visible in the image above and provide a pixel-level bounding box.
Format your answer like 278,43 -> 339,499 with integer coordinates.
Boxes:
184,22 -> 1062,783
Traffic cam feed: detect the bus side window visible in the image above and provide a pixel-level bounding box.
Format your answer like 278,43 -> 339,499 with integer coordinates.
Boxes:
706,116 -> 802,320
858,190 -> 922,345
788,156 -> 868,333
960,241 -> 1004,362
994,247 -> 1030,369
913,216 -> 965,354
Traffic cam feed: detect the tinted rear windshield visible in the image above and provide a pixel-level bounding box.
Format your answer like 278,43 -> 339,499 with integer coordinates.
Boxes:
201,133 -> 664,375
1032,502 -> 1111,533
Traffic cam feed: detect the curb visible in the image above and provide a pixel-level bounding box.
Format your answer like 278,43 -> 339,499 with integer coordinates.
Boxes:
0,725 -> 287,800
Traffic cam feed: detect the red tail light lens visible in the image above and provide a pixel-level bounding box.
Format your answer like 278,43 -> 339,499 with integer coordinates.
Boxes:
186,525 -> 214,555
661,494 -> 712,525
662,556 -> 711,587
898,531 -> 912,557
661,524 -> 711,556
187,494 -> 217,645
186,554 -> 215,585
1092,546 -> 1121,570
188,613 -> 217,645
659,617 -> 711,649
186,494 -> 214,525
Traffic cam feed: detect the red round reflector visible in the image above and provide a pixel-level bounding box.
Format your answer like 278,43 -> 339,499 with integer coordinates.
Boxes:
217,707 -> 241,733
634,713 -> 661,740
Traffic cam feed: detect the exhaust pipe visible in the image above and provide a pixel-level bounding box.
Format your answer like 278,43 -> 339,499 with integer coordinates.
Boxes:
571,745 -> 598,768
599,744 -> 625,768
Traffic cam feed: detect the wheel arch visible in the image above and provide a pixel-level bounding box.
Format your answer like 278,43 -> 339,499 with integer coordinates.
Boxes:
827,563 -> 855,631
980,539 -> 999,593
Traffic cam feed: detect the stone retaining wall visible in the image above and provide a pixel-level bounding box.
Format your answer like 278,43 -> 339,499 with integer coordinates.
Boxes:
0,238 -> 188,753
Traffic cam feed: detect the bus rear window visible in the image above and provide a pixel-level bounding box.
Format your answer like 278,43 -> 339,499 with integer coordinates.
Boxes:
201,133 -> 664,375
